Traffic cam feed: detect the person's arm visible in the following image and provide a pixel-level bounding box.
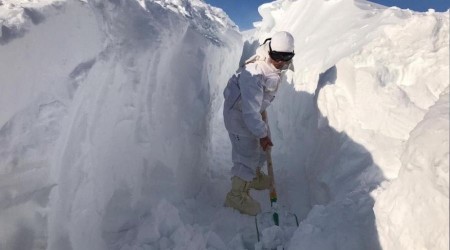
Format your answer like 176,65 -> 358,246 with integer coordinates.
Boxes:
259,110 -> 273,151
261,110 -> 268,123
239,69 -> 268,139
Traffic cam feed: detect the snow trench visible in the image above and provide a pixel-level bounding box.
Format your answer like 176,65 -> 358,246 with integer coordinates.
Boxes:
0,0 -> 448,249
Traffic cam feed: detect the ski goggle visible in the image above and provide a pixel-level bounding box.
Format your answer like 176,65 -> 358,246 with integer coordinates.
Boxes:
269,42 -> 295,62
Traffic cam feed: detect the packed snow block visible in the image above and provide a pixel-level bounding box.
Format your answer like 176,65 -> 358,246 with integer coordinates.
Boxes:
136,200 -> 211,249
0,24 -> 25,44
317,66 -> 337,88
101,189 -> 139,247
23,8 -> 46,25
238,38 -> 259,66
69,58 -> 97,92
314,65 -> 337,103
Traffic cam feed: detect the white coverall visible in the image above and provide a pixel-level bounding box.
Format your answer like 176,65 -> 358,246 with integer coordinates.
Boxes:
223,59 -> 281,181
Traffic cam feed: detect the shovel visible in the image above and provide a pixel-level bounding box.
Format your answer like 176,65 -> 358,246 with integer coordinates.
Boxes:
255,147 -> 299,249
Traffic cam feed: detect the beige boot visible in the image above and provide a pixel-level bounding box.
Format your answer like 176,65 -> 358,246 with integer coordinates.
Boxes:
249,169 -> 272,190
225,176 -> 261,216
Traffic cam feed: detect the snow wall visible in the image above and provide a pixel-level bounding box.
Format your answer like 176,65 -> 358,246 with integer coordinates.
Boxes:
0,0 -> 448,249
1,0 -> 242,249
252,1 -> 449,250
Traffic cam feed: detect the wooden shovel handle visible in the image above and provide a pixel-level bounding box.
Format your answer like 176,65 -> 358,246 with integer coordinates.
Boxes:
266,147 -> 277,202
266,147 -> 274,185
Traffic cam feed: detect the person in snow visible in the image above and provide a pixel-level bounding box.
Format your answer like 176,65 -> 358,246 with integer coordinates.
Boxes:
223,31 -> 295,215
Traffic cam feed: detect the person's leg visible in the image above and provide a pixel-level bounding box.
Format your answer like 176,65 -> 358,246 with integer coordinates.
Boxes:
228,133 -> 272,190
229,133 -> 260,181
225,133 -> 261,215
249,147 -> 272,190
225,176 -> 261,216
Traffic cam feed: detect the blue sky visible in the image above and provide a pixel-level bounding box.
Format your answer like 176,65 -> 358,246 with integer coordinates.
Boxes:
204,0 -> 450,30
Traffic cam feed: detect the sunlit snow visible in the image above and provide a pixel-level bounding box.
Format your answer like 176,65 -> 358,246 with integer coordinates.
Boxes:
0,0 -> 448,249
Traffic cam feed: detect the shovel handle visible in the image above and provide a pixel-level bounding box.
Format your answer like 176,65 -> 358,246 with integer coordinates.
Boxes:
266,147 -> 274,184
262,112 -> 278,205
266,147 -> 277,203
266,147 -> 279,226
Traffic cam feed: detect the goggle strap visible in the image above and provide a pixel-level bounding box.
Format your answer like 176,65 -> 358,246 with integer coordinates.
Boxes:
263,38 -> 272,45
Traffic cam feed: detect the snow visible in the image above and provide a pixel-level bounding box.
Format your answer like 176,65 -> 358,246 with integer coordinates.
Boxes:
0,0 -> 448,250
373,88 -> 449,250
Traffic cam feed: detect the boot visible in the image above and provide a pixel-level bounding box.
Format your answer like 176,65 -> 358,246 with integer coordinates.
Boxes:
225,176 -> 261,216
249,169 -> 272,190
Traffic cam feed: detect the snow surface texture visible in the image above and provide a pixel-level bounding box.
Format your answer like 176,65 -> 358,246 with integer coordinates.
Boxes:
0,0 -> 448,250
252,1 -> 449,249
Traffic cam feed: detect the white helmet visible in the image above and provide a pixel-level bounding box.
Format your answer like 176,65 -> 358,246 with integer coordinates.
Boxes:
270,31 -> 295,53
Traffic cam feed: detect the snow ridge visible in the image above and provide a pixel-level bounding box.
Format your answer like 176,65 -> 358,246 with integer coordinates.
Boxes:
139,0 -> 238,45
